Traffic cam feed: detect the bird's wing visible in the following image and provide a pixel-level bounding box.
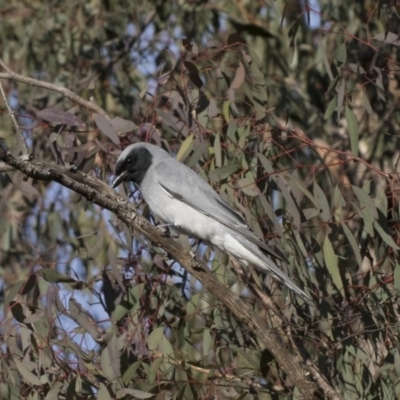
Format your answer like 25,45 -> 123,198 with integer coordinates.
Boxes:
155,159 -> 286,262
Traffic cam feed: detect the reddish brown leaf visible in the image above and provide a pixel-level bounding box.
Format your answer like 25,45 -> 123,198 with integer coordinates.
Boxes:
93,113 -> 120,145
37,108 -> 85,127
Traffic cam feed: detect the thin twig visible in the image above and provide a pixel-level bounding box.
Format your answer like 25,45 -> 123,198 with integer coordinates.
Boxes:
0,80 -> 27,154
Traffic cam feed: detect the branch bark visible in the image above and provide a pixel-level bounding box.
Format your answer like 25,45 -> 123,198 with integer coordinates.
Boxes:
0,147 -> 328,399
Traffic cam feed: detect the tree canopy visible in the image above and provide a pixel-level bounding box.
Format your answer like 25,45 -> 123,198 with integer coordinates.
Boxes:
1,1 -> 400,399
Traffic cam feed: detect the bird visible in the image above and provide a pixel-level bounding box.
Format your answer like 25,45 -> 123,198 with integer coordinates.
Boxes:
112,142 -> 311,304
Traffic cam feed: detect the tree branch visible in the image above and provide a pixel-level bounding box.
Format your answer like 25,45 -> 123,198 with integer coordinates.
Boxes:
0,62 -> 108,116
0,78 -> 27,154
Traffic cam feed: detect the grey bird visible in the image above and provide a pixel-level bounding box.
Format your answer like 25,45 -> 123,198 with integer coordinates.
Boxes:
112,142 -> 311,304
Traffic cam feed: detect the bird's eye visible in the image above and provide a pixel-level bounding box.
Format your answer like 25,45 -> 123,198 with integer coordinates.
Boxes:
127,157 -> 132,163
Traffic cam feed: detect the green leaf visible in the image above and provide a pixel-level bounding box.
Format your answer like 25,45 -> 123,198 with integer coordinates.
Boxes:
23,308 -> 45,324
203,328 -> 213,357
394,263 -> 400,291
313,181 -> 331,221
176,134 -> 194,162
229,61 -> 245,90
160,334 -> 174,357
362,91 -> 374,115
68,298 -> 105,342
44,382 -> 63,400
107,333 -> 120,379
337,78 -> 345,121
324,97 -> 337,119
222,100 -> 230,122
214,134 -> 222,167
122,361 -> 142,385
345,106 -> 359,155
116,388 -> 154,399
326,74 -> 340,95
336,42 -> 347,64
341,222 -> 362,267
97,382 -> 111,400
148,357 -> 163,384
323,236 -> 344,295
37,268 -> 77,284
100,345 -> 115,380
352,202 -> 374,237
352,186 -> 378,219
148,327 -> 164,351
320,43 -> 334,80
111,304 -> 129,323
236,177 -> 259,197
14,360 -> 42,386
208,164 -> 237,183
374,210 -> 400,250
4,281 -> 25,307
227,120 -> 237,142
373,32 -> 400,46
374,189 -> 388,215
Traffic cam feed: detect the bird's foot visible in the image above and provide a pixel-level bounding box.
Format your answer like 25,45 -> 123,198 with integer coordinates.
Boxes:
156,223 -> 174,236
189,249 -> 196,258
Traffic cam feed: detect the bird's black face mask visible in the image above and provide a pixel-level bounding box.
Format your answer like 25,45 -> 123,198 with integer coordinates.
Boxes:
112,146 -> 153,188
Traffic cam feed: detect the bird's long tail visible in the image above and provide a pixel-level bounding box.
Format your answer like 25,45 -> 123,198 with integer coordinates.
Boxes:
254,254 -> 313,305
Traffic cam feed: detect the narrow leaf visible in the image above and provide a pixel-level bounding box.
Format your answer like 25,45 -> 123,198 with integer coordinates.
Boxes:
324,97 -> 337,120
148,327 -> 164,351
341,222 -> 362,267
122,361 -> 142,385
313,181 -> 331,222
394,266 -> 400,291
236,177 -> 259,197
345,106 -> 359,155
214,134 -> 222,167
208,164 -> 237,183
373,32 -> 400,46
38,268 -> 76,284
320,43 -> 334,80
14,360 -> 42,386
97,383 -> 111,400
352,186 -> 378,220
176,134 -> 194,161
336,78 -> 345,121
230,61 -> 245,90
44,382 -> 63,400
93,113 -> 120,145
323,236 -> 344,295
110,117 -> 137,133
117,389 -> 154,399
374,210 -> 400,250
37,108 -> 84,127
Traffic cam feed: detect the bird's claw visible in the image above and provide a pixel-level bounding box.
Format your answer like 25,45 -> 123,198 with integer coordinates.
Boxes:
156,223 -> 173,236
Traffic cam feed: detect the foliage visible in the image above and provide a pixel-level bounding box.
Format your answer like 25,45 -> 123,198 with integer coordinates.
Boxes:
1,0 -> 400,399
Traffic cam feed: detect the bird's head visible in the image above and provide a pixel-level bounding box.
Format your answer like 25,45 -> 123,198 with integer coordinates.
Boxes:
112,144 -> 153,188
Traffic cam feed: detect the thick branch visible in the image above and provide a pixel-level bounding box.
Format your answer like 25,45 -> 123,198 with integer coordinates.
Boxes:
0,148 -> 326,399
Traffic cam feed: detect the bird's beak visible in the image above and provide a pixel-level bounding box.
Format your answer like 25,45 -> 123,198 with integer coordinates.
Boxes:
112,171 -> 128,188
